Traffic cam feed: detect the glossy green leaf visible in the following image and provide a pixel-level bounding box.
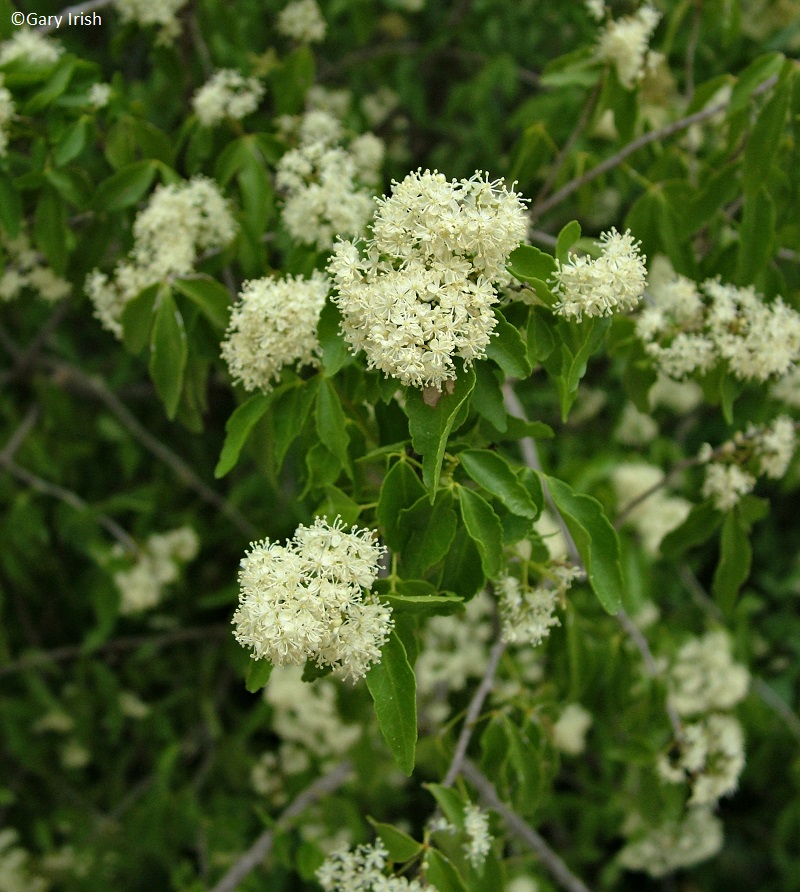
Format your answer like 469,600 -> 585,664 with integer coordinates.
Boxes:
543,475 -> 624,614
712,506 -> 752,613
460,449 -> 537,518
367,820 -> 423,862
426,783 -> 465,827
317,300 -> 352,376
120,283 -> 159,354
555,220 -> 581,263
377,460 -> 426,550
54,117 -> 89,167
659,501 -> 723,557
458,486 -> 504,578
366,631 -> 417,776
245,658 -> 273,693
149,289 -> 187,419
0,172 -> 22,236
743,65 -> 791,194
472,362 -> 507,432
398,491 -> 458,577
439,524 -> 484,601
729,52 -> 784,116
425,851 -> 468,892
272,381 -> 317,473
507,244 -> 557,284
173,277 -> 231,331
736,186 -> 775,285
215,392 -> 274,478
94,160 -> 156,212
485,315 -> 531,378
526,307 -> 556,363
405,368 -> 476,499
34,187 -> 67,273
380,591 -> 464,617
315,379 -> 350,470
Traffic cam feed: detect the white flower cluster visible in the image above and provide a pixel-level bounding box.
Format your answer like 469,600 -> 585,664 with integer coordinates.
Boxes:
668,631 -> 750,716
88,82 -> 112,110
415,591 -> 495,725
113,0 -> 188,43
221,272 -> 329,393
658,713 -> 746,806
618,807 -> 723,877
86,176 -> 236,338
192,69 -> 265,128
317,840 -> 431,892
614,401 -> 658,446
585,0 -> 605,21
612,463 -> 691,555
0,829 -> 47,892
0,75 -> 14,156
276,109 -> 384,250
329,169 -> 527,390
636,270 -> 800,382
699,416 -> 797,511
552,702 -> 593,756
496,562 -> 583,647
597,5 -> 662,90
276,0 -> 327,43
0,230 -> 71,303
772,366 -> 800,408
552,228 -> 647,322
233,517 -> 391,682
463,803 -> 493,869
113,527 -> 200,615
0,29 -> 63,67
648,374 -> 703,414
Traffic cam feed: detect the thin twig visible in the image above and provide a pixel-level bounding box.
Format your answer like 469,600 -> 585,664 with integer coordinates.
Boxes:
36,0 -> 113,32
46,360 -> 258,539
462,760 -> 593,892
442,636 -> 507,788
209,761 -> 353,892
0,406 -> 40,464
528,229 -> 558,249
530,74 -> 779,220
0,625 -> 228,678
535,80 -> 603,206
0,458 -> 138,554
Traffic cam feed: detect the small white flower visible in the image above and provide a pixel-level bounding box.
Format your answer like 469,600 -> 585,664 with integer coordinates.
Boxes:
221,272 -> 329,393
701,462 -> 756,512
276,0 -> 327,43
552,228 -> 647,322
668,631 -> 749,717
88,82 -> 112,109
463,803 -> 493,869
553,703 -> 593,755
597,5 -> 661,90
0,29 -> 63,66
113,0 -> 187,42
751,415 -> 796,479
192,69 -> 264,127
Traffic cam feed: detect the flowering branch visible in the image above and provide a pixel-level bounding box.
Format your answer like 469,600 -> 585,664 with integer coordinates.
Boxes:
209,761 -> 353,892
462,759 -> 593,892
441,636 -> 507,788
530,73 -> 779,220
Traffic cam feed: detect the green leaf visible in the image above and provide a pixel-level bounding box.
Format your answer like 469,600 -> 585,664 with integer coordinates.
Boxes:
526,307 -> 556,363
729,52 -> 785,116
543,475 -> 624,614
215,393 -> 274,478
472,362 -> 507,432
25,57 -> 76,112
398,492 -> 458,577
272,381 -> 317,473
380,591 -> 464,617
315,485 -> 361,526
272,46 -> 316,115
659,501 -> 722,557
485,314 -> 531,378
555,220 -> 581,264
743,65 -> 791,194
45,168 -> 91,209
54,117 -> 89,166
507,244 -> 556,283
439,525 -> 484,601
315,379 -> 350,470
406,368 -> 476,499
317,299 -> 352,376
460,450 -> 537,518
0,172 -> 22,236
712,507 -> 752,613
425,851 -> 468,892
214,137 -> 252,185
458,486 -> 504,578
173,277 -> 231,331
377,460 -> 426,550
120,283 -> 159,354
426,784 -> 465,827
34,187 -> 67,274
245,658 -> 273,693
367,820 -> 423,863
94,160 -> 156,212
366,630 -> 417,776
149,288 -> 188,419
237,150 -> 273,235
736,186 -> 775,285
